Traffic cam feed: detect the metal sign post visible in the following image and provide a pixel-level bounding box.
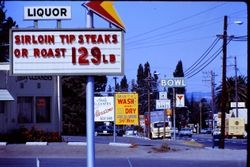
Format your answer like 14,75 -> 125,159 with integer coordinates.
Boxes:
86,10 -> 95,167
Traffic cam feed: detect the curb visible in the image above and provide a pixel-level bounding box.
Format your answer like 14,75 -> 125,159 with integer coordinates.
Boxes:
67,142 -> 87,146
109,142 -> 132,147
26,142 -> 48,146
0,142 -> 7,146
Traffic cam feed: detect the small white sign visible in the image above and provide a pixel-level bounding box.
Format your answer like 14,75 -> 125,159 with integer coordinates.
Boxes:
94,96 -> 114,122
176,94 -> 185,107
156,99 -> 171,109
24,6 -> 71,20
159,92 -> 168,100
230,102 -> 245,108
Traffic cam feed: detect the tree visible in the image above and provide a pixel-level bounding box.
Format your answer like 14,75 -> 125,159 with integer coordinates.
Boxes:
0,0 -> 18,62
167,60 -> 188,128
136,64 -> 144,86
62,75 -> 107,135
134,62 -> 159,115
215,75 -> 247,113
199,98 -> 212,128
120,75 -> 128,92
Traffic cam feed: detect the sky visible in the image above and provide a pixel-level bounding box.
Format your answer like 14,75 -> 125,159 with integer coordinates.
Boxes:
4,1 -> 248,94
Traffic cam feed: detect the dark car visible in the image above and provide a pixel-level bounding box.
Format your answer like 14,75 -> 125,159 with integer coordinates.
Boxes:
95,125 -> 114,136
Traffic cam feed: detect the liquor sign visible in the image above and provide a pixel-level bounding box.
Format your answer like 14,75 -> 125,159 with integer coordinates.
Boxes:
10,29 -> 123,75
115,93 -> 138,125
24,6 -> 72,20
94,96 -> 114,122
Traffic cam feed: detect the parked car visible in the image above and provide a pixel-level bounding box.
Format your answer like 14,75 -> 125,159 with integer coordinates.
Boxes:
201,128 -> 213,134
212,128 -> 221,136
115,127 -> 125,136
170,127 -> 179,135
125,127 -> 137,136
200,128 -> 207,134
178,127 -> 193,137
95,125 -> 114,136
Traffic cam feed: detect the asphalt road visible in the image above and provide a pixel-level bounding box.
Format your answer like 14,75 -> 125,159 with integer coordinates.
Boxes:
0,134 -> 247,167
0,158 -> 246,167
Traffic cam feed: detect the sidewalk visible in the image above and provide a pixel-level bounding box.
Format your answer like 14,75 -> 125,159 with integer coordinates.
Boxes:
0,141 -> 247,162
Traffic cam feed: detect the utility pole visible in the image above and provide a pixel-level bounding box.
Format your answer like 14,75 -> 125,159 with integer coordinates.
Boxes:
113,76 -> 118,92
234,56 -> 238,117
202,71 -> 217,129
210,71 -> 216,129
219,15 -> 228,149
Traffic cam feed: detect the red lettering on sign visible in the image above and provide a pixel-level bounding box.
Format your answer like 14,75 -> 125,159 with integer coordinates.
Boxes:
117,98 -> 134,104
33,48 -> 66,58
14,35 -> 55,45
14,49 -> 28,58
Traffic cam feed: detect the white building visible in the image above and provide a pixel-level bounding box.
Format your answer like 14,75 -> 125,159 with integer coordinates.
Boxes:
0,63 -> 61,133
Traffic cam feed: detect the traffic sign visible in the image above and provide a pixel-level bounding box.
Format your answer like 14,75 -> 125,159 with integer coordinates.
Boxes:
159,92 -> 168,100
83,1 -> 125,31
156,99 -> 171,109
176,94 -> 185,107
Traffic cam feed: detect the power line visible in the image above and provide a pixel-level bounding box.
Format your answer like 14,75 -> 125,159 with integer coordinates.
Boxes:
125,9 -> 246,50
126,3 -> 227,41
186,39 -> 232,79
185,37 -> 220,75
126,35 -> 215,51
126,17 -> 222,47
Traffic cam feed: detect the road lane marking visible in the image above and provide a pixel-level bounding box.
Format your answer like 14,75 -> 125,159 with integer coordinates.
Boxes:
127,157 -> 133,167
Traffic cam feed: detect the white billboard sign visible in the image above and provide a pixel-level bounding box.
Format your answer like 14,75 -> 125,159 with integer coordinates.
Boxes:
94,96 -> 114,122
24,6 -> 71,20
160,77 -> 186,87
10,29 -> 123,75
156,99 -> 171,109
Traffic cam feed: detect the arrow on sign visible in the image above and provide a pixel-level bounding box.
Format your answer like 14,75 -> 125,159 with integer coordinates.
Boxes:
177,95 -> 183,101
83,1 -> 125,31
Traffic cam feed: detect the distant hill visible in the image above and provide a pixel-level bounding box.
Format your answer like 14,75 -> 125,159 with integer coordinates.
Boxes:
186,92 -> 211,101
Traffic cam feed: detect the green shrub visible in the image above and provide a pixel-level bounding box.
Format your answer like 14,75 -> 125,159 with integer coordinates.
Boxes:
0,126 -> 62,143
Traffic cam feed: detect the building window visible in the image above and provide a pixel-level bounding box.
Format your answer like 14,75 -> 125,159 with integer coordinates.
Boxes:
17,97 -> 33,123
0,101 -> 5,113
36,96 -> 51,123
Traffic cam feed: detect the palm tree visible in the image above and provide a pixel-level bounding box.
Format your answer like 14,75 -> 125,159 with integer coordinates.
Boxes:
215,75 -> 247,113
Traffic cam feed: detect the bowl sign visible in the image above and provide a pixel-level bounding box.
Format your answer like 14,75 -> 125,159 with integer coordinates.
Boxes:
160,78 -> 186,87
10,29 -> 123,75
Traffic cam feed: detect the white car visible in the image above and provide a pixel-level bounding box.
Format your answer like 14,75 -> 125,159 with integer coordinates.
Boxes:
178,128 -> 193,137
170,127 -> 179,135
212,128 -> 221,136
125,127 -> 137,136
